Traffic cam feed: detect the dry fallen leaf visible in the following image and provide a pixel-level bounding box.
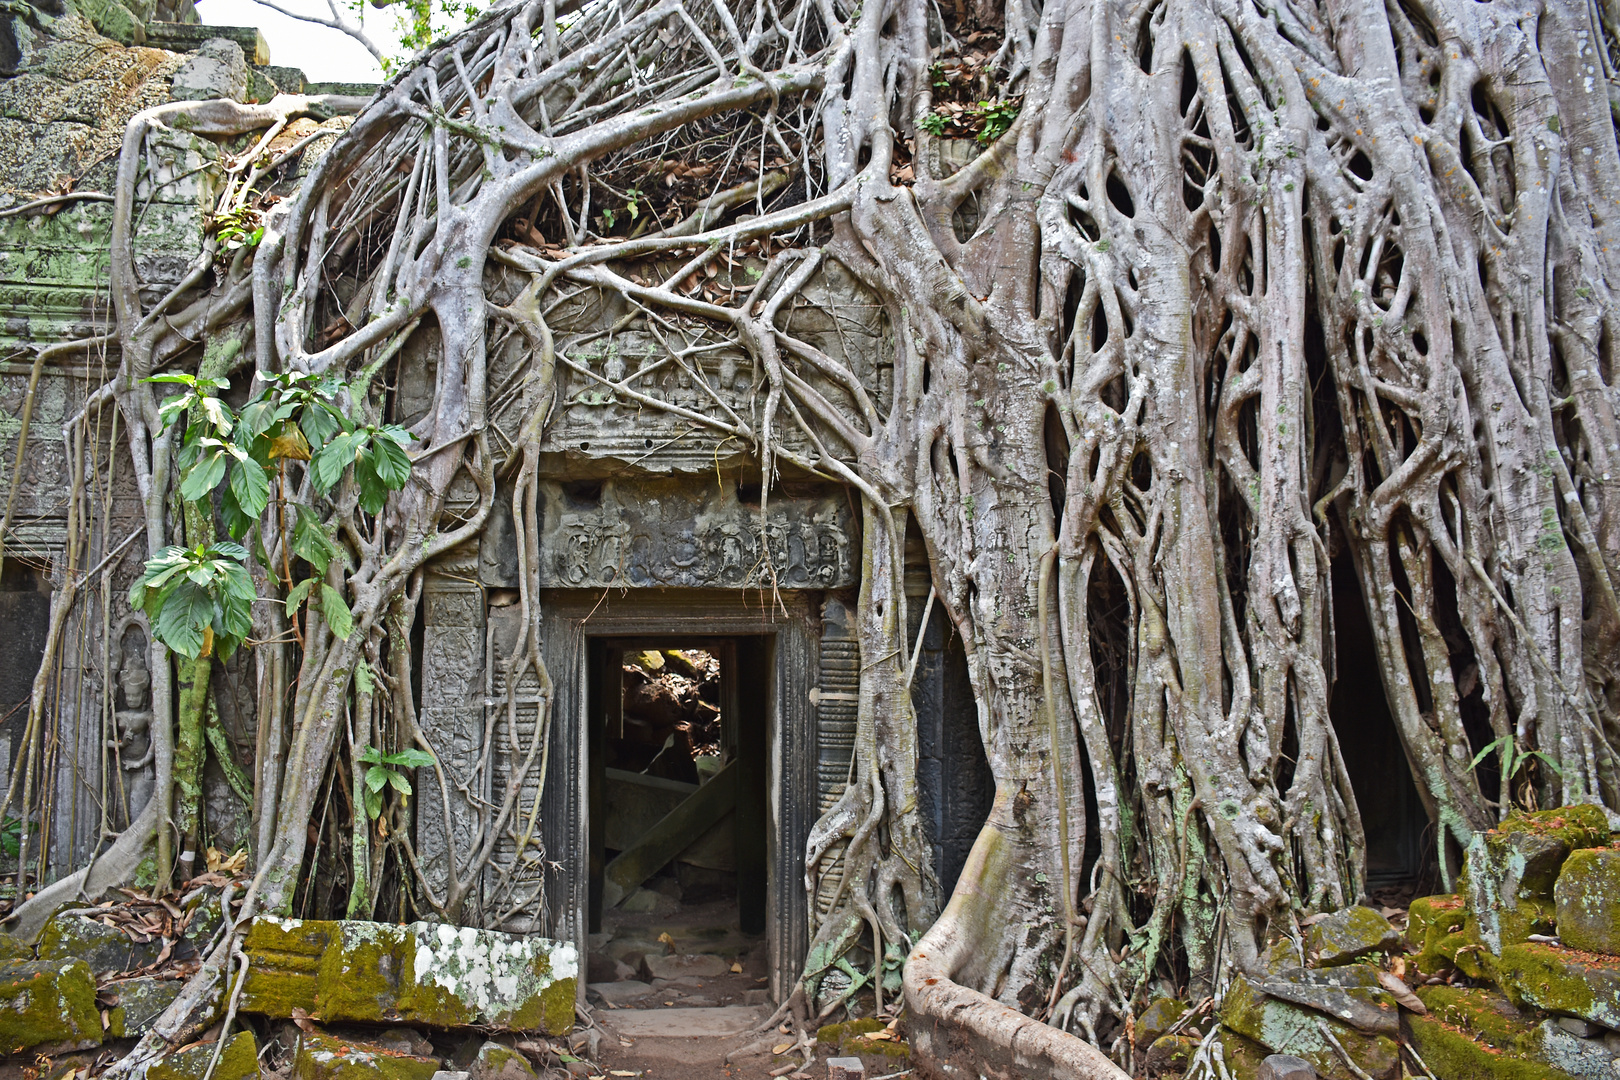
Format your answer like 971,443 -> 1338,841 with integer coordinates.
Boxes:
772,1042 -> 793,1054
609,1072 -> 641,1077
730,962 -> 743,973
658,932 -> 675,945
1377,970 -> 1427,1015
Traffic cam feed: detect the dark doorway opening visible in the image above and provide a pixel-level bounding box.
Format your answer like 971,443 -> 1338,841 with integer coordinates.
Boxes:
587,636 -> 769,940
1329,553 -> 1433,899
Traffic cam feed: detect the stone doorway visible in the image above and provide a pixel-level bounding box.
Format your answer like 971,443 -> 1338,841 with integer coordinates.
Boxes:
536,590 -> 819,1005
584,635 -> 772,1008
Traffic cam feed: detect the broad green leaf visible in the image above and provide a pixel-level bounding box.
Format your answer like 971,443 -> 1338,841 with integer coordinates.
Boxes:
354,453 -> 390,515
155,580 -> 213,658
229,458 -> 271,519
284,577 -> 314,615
311,432 -> 358,492
385,770 -> 412,795
181,451 -> 228,502
320,583 -> 353,641
358,746 -> 384,765
383,748 -> 435,769
200,396 -> 234,435
370,435 -> 413,489
363,787 -> 384,819
365,765 -> 389,792
144,373 -> 198,385
292,507 -> 344,573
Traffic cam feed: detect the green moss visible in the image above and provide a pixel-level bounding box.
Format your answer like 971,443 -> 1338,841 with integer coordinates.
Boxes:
148,1031 -> 258,1080
1495,805 -> 1609,849
1143,1033 -> 1199,1074
0,959 -> 101,1055
1553,847 -> 1620,955
1458,809 -> 1596,956
1405,988 -> 1566,1080
1496,942 -> 1620,1028
37,911 -> 165,975
1220,973 -> 1398,1079
104,975 -> 185,1038
241,915 -> 332,1015
294,1031 -> 441,1080
1216,1027 -> 1271,1078
817,1017 -> 910,1060
1307,906 -> 1401,966
1135,996 -> 1188,1047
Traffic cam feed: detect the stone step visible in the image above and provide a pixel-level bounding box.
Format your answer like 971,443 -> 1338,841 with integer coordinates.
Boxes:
602,1005 -> 767,1038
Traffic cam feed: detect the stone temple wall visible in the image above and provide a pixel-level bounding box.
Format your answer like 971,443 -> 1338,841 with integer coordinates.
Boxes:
0,8 -> 993,984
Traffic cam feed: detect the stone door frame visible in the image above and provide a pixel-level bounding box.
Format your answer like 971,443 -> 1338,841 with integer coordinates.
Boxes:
538,588 -> 819,1002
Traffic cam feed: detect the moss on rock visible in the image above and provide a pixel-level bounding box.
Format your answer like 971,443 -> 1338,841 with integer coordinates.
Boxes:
1461,806 -> 1610,957
103,975 -> 186,1038
1143,1033 -> 1199,1075
148,1031 -> 258,1080
1404,986 -> 1567,1080
1553,847 -> 1620,956
1496,941 -> 1620,1028
817,1016 -> 910,1060
1136,996 -> 1189,1048
294,1030 -> 441,1080
468,1040 -> 538,1080
0,958 -> 101,1055
1306,906 -> 1402,966
36,911 -> 166,975
1219,973 -> 1398,1079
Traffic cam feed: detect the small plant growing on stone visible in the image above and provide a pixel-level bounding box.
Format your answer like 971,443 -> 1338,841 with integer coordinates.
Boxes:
358,747 -> 436,819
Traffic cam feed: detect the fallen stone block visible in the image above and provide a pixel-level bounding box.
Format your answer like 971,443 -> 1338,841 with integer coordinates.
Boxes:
148,1031 -> 259,1080
295,1030 -> 442,1080
242,917 -> 577,1034
1135,996 -> 1188,1048
606,1005 -> 765,1038
1497,941 -> 1620,1029
1405,984 -> 1585,1080
1405,895 -> 1468,975
588,980 -> 652,1006
827,1058 -> 864,1079
1555,847 -> 1620,956
1220,973 -> 1398,1079
102,975 -> 185,1038
1306,907 -> 1402,967
168,38 -> 249,102
1258,1055 -> 1317,1080
467,1040 -> 537,1080
1143,1034 -> 1200,1075
1460,805 -> 1609,956
642,952 -> 729,981
1255,965 -> 1399,1036
37,911 -> 166,975
0,959 -> 101,1055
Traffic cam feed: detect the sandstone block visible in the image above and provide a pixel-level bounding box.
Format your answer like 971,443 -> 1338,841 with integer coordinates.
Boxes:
1135,995 -> 1188,1048
1143,1034 -> 1200,1075
1407,984 -> 1594,1080
1497,941 -> 1620,1030
103,975 -> 184,1038
1219,973 -> 1398,1079
1306,907 -> 1402,966
295,1030 -> 441,1080
1554,847 -> 1620,956
148,1031 -> 258,1080
641,952 -> 729,980
1461,805 -> 1610,956
467,1041 -> 537,1080
242,917 -> 577,1034
169,38 -> 247,102
1258,1055 -> 1317,1080
588,980 -> 652,1006
37,910 -> 166,975
0,958 -> 100,1055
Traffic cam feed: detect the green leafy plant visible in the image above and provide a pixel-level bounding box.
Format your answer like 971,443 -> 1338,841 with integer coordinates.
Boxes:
358,746 -> 436,819
0,817 -> 21,859
919,111 -> 949,136
210,203 -> 264,254
129,542 -> 256,659
624,187 -> 643,220
1470,733 -> 1563,804
971,98 -> 1021,143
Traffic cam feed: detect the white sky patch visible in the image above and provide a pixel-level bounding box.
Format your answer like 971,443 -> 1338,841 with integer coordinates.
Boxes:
194,0 -> 405,82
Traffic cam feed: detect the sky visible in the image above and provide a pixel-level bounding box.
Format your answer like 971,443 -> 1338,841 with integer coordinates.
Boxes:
195,0 -> 405,82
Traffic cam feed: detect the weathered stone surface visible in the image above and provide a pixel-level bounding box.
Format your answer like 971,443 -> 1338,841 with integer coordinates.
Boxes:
642,952 -> 730,981
606,1005 -> 766,1038
467,1041 -> 538,1080
143,21 -> 269,64
103,975 -> 184,1037
1406,894 -> 1469,974
0,958 -> 100,1055
148,1031 -> 258,1080
1143,1034 -> 1200,1075
1136,996 -> 1188,1048
38,909 -> 165,974
588,980 -> 652,1006
242,917 -> 577,1034
168,38 -> 247,102
1220,973 -> 1399,1079
1258,1054 -> 1317,1080
1554,847 -> 1620,956
1306,907 -> 1402,966
1405,984 -> 1593,1080
1497,941 -> 1620,1029
295,1031 -> 441,1080
1461,805 -> 1611,956
1257,965 -> 1399,1036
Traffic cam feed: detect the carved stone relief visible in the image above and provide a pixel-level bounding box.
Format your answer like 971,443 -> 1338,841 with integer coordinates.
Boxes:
494,478 -> 856,591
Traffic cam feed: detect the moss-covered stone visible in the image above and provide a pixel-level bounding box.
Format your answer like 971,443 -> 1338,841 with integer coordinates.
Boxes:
1460,806 -> 1610,957
1217,1026 -> 1272,1079
1407,895 -> 1467,973
1403,986 -> 1568,1080
1136,996 -> 1189,1048
1257,964 -> 1398,1035
103,975 -> 185,1038
468,1040 -> 538,1080
1219,973 -> 1398,1079
1143,1033 -> 1199,1075
147,1031 -> 258,1080
1306,906 -> 1402,966
0,958 -> 101,1055
1554,847 -> 1620,956
241,917 -> 577,1034
294,1030 -> 441,1080
37,910 -> 167,975
816,1016 -> 911,1060
1496,941 -> 1620,1029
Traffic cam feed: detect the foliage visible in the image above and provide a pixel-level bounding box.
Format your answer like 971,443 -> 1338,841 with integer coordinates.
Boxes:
128,542 -> 256,659
918,111 -> 948,136
1471,735 -> 1564,806
358,746 -> 435,819
969,98 -> 1019,143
